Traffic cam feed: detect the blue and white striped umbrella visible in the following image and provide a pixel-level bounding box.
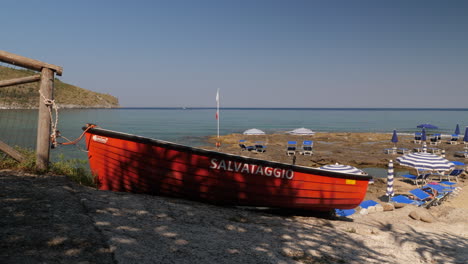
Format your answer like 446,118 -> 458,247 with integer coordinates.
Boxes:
386,160 -> 394,197
318,163 -> 366,175
396,152 -> 455,171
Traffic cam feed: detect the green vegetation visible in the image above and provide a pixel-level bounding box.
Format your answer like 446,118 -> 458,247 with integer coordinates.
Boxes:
0,149 -> 96,187
0,65 -> 119,108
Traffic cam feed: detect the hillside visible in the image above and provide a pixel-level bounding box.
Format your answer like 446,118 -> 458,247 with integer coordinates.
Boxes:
0,65 -> 119,109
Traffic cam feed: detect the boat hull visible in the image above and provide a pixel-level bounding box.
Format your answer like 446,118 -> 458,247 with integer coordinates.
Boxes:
84,127 -> 371,211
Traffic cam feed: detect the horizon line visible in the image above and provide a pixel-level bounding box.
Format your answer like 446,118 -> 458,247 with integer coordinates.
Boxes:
116,107 -> 468,111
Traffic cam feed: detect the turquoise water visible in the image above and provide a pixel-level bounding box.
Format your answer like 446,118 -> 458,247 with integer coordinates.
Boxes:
1,108 -> 467,177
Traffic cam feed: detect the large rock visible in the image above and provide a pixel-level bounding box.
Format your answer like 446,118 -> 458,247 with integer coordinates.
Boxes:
393,203 -> 406,209
419,211 -> 435,223
382,203 -> 395,211
409,210 -> 420,220
375,204 -> 384,212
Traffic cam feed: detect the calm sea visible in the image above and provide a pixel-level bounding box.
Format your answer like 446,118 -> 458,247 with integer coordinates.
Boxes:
1,108 -> 467,176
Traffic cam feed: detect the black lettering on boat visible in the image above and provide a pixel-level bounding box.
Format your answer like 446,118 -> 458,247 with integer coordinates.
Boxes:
210,158 -> 294,180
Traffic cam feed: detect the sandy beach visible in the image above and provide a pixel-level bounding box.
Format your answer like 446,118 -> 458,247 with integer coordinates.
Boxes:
1,132 -> 467,263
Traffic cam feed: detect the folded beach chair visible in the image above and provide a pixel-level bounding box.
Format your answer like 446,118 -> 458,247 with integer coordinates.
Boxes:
301,140 -> 313,155
239,140 -> 255,151
414,132 -> 422,144
286,141 -> 296,156
449,134 -> 459,144
409,188 -> 436,208
255,141 -> 267,153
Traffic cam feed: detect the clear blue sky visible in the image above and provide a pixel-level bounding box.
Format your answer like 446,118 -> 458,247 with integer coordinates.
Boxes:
1,0 -> 467,108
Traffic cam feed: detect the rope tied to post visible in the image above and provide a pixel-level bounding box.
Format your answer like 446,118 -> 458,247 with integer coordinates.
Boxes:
39,89 -> 60,148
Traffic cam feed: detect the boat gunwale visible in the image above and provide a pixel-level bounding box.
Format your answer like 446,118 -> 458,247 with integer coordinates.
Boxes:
83,126 -> 373,181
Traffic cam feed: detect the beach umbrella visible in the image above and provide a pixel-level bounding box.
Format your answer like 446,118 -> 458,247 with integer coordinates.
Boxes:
396,152 -> 455,171
386,160 -> 394,200
417,124 -> 438,129
318,163 -> 367,175
243,128 -> 265,135
391,130 -> 398,147
464,127 -> 468,143
454,124 -> 460,135
287,127 -> 315,135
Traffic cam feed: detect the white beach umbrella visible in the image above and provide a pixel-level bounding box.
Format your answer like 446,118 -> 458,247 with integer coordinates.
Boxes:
243,128 -> 265,135
318,163 -> 367,175
396,152 -> 455,171
288,127 -> 315,135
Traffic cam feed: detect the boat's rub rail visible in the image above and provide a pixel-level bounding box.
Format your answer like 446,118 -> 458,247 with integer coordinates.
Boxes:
82,126 -> 373,181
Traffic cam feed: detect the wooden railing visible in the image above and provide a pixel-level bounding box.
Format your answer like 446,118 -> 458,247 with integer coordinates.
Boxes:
0,50 -> 63,170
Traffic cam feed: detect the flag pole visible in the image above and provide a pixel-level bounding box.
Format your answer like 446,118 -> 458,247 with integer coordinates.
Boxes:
216,89 -> 220,149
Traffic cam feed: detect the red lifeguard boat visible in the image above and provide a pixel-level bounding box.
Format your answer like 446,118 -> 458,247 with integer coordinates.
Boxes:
83,125 -> 371,211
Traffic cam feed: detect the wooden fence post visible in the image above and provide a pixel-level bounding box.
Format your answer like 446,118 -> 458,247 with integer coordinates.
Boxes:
36,68 -> 54,170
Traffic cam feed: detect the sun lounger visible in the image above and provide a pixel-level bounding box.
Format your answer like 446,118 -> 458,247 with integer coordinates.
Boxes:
409,188 -> 436,208
384,147 -> 397,154
454,151 -> 468,158
428,148 -> 441,154
301,140 -> 313,155
414,132 -> 422,144
423,184 -> 452,205
254,141 -> 267,153
398,148 -> 411,154
239,140 -> 255,151
429,134 -> 441,145
440,181 -> 457,186
286,141 -> 296,156
449,134 -> 459,144
443,169 -> 463,182
400,171 -> 431,186
391,195 -> 424,206
335,208 -> 356,217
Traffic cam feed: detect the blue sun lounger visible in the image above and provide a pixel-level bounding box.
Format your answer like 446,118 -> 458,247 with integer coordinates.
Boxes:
335,208 -> 356,217
239,140 -> 255,151
423,184 -> 453,205
255,141 -> 267,153
391,195 -> 424,206
359,200 -> 379,209
409,188 -> 436,208
301,140 -> 313,155
401,171 -> 431,186
414,132 -> 422,144
286,141 -> 296,156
